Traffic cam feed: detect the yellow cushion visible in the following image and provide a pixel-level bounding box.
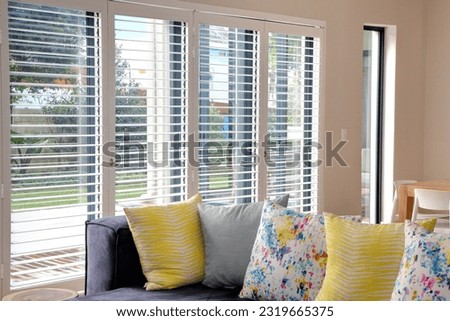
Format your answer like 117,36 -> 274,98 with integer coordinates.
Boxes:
124,193 -> 204,290
315,213 -> 436,301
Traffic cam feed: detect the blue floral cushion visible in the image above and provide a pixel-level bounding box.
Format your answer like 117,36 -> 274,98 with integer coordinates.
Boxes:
391,221 -> 450,301
239,201 -> 360,301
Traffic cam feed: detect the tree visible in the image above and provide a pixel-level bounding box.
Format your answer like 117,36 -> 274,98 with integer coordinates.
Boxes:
10,130 -> 47,175
115,45 -> 147,139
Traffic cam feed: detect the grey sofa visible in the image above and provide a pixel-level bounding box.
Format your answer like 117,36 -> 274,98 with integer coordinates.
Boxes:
75,216 -> 242,301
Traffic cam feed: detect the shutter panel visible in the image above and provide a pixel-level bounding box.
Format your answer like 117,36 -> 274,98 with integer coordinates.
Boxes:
8,2 -> 102,288
197,24 -> 259,205
266,31 -> 321,212
114,15 -> 188,213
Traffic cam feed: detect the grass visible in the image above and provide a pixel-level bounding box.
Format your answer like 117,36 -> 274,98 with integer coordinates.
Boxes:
12,187 -> 86,211
12,172 -> 232,210
209,174 -> 230,190
12,174 -> 148,210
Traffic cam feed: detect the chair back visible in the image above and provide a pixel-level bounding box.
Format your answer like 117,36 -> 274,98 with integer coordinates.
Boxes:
412,189 -> 450,224
414,189 -> 450,211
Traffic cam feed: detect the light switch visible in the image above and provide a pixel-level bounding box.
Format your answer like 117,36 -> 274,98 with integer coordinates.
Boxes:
341,128 -> 347,140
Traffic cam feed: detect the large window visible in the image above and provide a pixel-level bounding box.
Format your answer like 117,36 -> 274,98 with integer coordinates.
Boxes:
2,0 -> 324,293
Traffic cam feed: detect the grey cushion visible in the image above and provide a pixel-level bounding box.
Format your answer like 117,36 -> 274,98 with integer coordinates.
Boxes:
198,194 -> 289,288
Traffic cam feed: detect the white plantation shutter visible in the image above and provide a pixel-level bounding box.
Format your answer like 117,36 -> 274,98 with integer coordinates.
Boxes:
114,15 -> 188,212
8,2 -> 102,288
197,23 -> 259,205
266,30 -> 321,212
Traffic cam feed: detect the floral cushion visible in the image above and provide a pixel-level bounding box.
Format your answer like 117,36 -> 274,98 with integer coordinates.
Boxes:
239,201 -> 360,301
391,221 -> 450,301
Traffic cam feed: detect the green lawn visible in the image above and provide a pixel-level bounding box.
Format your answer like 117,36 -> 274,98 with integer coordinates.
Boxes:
12,173 -> 147,210
12,187 -> 86,210
209,174 -> 230,189
12,173 -> 231,210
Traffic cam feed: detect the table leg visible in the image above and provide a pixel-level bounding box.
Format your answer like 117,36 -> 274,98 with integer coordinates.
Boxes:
398,185 -> 415,221
397,184 -> 409,221
406,196 -> 414,221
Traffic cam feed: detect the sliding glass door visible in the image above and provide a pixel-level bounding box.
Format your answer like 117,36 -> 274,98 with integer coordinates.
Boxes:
362,27 -> 384,222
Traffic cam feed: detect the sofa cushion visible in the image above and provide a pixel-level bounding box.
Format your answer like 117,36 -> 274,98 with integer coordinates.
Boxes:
316,214 -> 436,301
391,221 -> 450,301
124,193 -> 204,290
198,194 -> 289,289
75,283 -> 242,301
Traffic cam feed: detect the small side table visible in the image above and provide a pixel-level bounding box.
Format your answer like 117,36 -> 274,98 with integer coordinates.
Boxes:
2,287 -> 78,301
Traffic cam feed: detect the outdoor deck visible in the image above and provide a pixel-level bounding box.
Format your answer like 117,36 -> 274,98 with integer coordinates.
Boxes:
11,246 -> 84,289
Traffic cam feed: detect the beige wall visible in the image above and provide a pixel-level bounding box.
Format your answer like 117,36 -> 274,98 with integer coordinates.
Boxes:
423,0 -> 450,180
177,0 -> 427,214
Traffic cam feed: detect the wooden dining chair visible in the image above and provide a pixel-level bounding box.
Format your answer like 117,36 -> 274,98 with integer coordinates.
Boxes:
412,188 -> 450,230
390,180 -> 417,223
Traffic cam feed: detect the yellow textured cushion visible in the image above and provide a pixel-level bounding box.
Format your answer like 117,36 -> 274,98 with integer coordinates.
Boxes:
315,213 -> 436,301
124,193 -> 204,290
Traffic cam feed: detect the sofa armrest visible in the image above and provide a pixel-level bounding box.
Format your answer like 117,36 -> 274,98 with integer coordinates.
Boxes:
85,216 -> 146,295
